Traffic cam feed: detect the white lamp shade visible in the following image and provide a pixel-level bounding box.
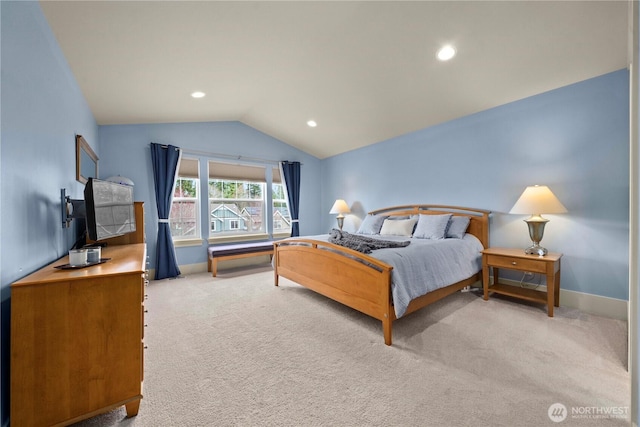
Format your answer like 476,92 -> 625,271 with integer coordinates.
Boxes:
509,185 -> 567,215
329,199 -> 350,214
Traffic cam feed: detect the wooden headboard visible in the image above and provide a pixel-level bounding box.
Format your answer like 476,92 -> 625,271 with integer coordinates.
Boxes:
368,205 -> 491,248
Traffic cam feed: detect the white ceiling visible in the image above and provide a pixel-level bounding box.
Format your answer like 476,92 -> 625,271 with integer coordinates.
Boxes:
39,1 -> 629,159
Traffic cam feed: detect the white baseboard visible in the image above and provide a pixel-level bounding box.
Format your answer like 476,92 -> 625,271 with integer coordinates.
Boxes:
147,264 -> 205,280
176,254 -> 273,277
178,262 -> 208,275
493,278 -> 628,321
149,256 -> 271,278
146,263 -> 209,279
158,265 -> 629,321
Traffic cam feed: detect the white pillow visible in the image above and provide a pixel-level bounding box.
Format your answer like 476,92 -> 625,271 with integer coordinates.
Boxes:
413,214 -> 452,239
379,218 -> 417,236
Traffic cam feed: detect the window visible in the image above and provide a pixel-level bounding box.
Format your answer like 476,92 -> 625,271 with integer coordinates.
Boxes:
272,167 -> 291,235
170,157 -> 200,240
208,162 -> 267,238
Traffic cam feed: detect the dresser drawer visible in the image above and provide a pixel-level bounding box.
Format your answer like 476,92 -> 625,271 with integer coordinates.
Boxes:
485,254 -> 546,273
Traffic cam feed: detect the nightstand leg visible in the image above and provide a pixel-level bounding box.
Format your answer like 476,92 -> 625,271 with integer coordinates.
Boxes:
483,264 -> 490,300
554,269 -> 561,307
546,271 -> 554,317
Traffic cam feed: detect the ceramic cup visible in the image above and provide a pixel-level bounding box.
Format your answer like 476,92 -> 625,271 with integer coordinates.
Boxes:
69,249 -> 88,267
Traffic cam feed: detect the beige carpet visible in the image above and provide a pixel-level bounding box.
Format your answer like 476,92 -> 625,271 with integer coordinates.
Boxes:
74,266 -> 629,426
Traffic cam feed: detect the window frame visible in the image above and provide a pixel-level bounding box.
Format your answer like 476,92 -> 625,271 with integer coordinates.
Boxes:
271,176 -> 292,238
207,161 -> 291,243
170,157 -> 202,246
208,162 -> 268,241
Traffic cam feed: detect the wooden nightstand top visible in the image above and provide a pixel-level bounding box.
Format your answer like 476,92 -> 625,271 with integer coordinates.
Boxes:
481,247 -> 562,262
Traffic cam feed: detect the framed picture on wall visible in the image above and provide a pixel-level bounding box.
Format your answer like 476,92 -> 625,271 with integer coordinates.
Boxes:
76,134 -> 98,184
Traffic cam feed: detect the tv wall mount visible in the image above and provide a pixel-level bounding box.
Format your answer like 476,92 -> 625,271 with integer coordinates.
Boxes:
61,188 -> 85,228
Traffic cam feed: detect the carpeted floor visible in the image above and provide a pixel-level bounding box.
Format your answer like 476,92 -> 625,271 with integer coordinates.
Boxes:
74,266 -> 630,426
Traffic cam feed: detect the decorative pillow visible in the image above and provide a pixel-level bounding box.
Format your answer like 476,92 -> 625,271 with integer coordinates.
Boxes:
413,214 -> 452,239
446,216 -> 471,239
379,218 -> 417,236
386,215 -> 419,234
356,214 -> 387,235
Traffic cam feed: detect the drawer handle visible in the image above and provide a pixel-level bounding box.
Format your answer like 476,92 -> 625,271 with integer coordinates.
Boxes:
511,261 -> 517,265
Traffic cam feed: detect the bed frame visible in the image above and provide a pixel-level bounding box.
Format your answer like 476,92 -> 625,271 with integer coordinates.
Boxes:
273,205 -> 491,346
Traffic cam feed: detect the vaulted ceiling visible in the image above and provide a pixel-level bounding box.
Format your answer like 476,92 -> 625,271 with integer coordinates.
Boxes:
40,1 -> 629,159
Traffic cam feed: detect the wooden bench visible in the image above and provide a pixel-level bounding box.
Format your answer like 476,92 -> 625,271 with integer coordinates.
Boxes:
207,241 -> 275,277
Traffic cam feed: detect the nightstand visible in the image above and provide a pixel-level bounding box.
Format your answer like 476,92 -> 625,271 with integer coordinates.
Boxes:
482,247 -> 562,316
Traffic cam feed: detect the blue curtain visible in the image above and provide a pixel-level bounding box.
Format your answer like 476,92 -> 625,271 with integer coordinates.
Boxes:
280,161 -> 301,237
150,143 -> 182,279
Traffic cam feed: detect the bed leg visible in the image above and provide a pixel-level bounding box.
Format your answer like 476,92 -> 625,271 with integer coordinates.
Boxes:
274,272 -> 279,287
383,316 -> 392,346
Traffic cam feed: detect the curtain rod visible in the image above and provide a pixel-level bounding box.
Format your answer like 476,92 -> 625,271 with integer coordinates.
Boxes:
183,148 -> 282,166
153,144 -> 301,166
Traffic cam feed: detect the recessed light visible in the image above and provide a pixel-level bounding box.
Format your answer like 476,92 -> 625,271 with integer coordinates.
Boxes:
191,91 -> 206,98
437,45 -> 456,61
307,120 -> 317,128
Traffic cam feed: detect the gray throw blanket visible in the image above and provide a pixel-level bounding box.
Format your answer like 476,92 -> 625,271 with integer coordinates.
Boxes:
328,229 -> 411,254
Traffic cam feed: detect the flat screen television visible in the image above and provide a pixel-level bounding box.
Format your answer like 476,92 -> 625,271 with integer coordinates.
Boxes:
84,178 -> 136,241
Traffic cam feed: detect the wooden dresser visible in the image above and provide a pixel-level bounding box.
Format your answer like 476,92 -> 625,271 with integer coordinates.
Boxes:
10,203 -> 147,426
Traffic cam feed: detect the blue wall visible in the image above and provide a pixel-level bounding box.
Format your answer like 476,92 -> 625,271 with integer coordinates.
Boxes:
322,70 -> 630,301
98,122 -> 322,269
0,1 -> 99,423
0,1 -> 632,426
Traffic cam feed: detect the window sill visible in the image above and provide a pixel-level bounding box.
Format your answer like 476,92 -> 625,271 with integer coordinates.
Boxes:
208,233 -> 270,244
173,238 -> 204,247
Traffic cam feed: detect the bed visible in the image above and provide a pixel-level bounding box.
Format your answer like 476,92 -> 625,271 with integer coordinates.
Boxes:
273,205 -> 491,346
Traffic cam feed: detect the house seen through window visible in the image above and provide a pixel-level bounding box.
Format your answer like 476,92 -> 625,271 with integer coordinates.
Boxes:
170,158 -> 291,241
208,162 -> 291,238
209,179 -> 266,235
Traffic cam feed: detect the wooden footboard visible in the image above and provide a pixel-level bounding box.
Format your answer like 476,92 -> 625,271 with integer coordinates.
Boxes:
274,205 -> 490,346
274,239 -> 394,331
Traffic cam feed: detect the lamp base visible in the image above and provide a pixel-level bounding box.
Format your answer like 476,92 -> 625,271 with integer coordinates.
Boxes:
336,216 -> 344,231
523,216 -> 549,256
524,244 -> 547,257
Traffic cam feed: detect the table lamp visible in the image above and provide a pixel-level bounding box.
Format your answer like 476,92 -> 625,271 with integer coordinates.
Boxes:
509,185 -> 567,256
330,199 -> 350,230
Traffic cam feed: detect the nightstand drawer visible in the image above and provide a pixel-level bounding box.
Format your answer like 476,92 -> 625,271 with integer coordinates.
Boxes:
485,254 -> 546,273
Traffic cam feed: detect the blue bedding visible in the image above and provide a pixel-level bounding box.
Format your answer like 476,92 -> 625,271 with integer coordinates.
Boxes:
374,234 -> 483,317
291,233 -> 484,318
